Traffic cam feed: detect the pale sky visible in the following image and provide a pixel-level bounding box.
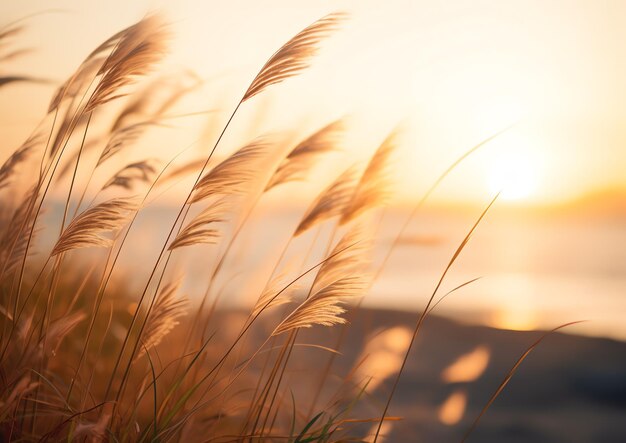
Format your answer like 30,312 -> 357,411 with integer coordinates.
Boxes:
2,0 -> 626,206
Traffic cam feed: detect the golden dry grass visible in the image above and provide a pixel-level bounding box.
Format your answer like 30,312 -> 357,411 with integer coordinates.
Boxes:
0,11 -> 562,443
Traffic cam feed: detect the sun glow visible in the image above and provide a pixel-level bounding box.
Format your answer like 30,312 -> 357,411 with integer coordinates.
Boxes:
490,308 -> 539,331
486,138 -> 542,201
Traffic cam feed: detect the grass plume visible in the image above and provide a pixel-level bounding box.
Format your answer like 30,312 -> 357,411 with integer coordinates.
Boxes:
242,12 -> 347,102
50,197 -> 137,256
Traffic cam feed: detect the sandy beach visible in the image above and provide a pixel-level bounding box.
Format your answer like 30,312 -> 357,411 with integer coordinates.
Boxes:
274,307 -> 626,442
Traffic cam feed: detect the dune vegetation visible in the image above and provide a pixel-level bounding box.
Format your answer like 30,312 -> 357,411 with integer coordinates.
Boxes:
0,11 -> 565,442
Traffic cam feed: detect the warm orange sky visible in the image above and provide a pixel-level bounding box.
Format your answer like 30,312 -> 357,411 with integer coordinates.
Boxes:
2,0 -> 626,207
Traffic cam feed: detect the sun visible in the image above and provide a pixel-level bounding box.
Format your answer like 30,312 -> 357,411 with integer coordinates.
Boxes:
486,147 -> 540,202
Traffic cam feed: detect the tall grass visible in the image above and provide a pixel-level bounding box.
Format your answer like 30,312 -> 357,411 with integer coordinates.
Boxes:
0,11 -> 563,442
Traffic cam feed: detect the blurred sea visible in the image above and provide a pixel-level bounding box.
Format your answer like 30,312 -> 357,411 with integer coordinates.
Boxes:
42,200 -> 626,340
